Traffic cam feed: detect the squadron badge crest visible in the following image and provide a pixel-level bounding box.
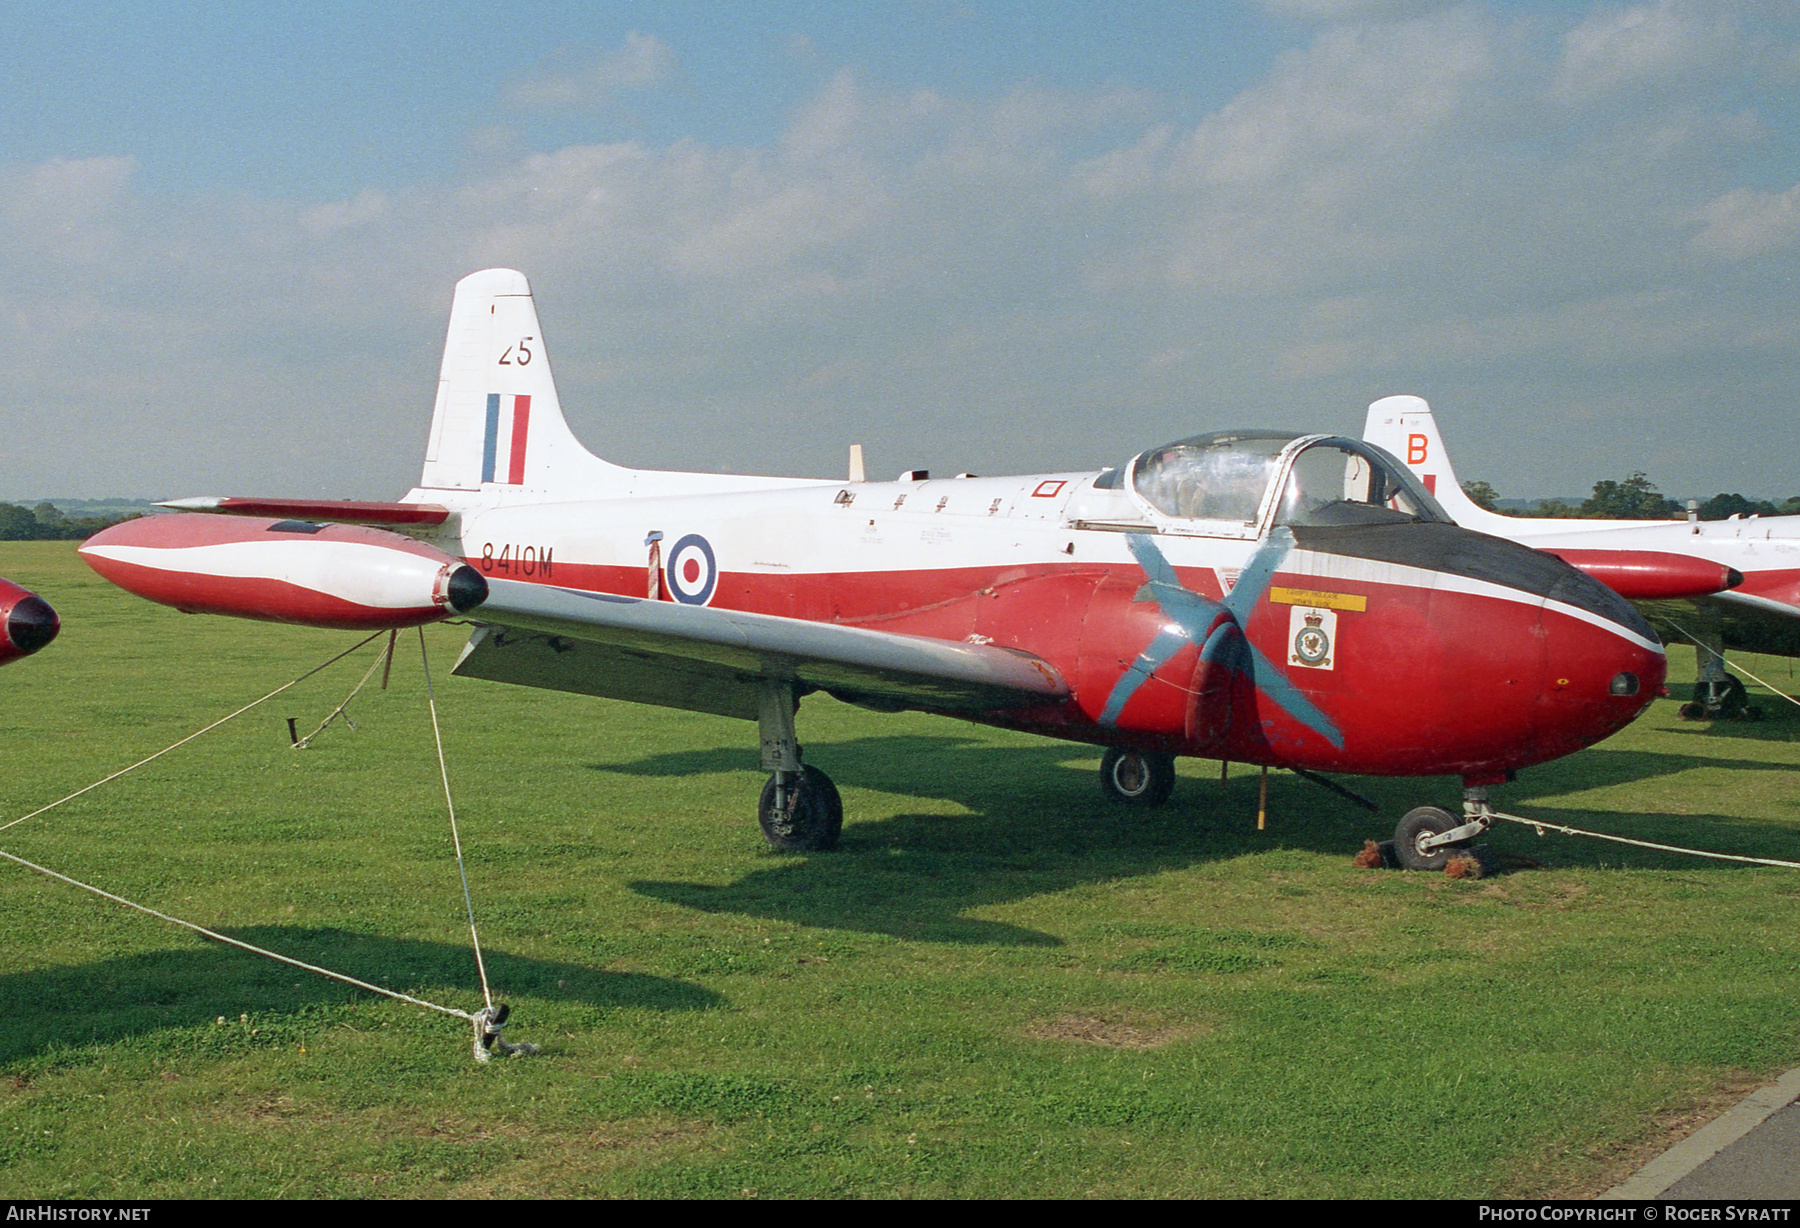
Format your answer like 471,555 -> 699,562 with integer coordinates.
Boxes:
1288,605 -> 1337,670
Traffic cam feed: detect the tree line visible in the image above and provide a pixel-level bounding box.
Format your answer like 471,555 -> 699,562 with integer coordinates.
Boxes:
1461,474 -> 1800,521
0,503 -> 140,541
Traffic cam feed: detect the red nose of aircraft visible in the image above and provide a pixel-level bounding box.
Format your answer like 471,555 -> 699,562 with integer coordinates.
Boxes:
1267,522 -> 1666,780
1526,552 -> 1668,766
1421,531 -> 1666,775
0,576 -> 60,666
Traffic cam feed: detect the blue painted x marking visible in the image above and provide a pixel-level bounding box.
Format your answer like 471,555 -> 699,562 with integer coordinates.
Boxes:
1097,528 -> 1343,749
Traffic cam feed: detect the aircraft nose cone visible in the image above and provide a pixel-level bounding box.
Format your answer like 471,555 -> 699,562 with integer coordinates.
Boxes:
1535,565 -> 1666,756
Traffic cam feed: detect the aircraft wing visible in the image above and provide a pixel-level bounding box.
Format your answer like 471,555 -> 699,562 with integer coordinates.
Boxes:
157,497 -> 450,527
452,577 -> 1070,719
1637,593 -> 1800,658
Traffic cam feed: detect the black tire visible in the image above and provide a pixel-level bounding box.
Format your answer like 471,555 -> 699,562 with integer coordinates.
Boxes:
1695,675 -> 1749,719
757,766 -> 842,852
1393,805 -> 1461,872
807,765 -> 844,844
1100,747 -> 1176,807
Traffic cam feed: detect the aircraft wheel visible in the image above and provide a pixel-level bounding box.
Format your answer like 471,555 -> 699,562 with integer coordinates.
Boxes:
1695,675 -> 1749,719
1393,805 -> 1461,872
809,765 -> 845,837
758,765 -> 842,852
1677,702 -> 1706,721
1100,748 -> 1176,807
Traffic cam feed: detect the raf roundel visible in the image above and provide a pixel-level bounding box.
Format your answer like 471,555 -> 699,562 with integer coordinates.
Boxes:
665,533 -> 718,605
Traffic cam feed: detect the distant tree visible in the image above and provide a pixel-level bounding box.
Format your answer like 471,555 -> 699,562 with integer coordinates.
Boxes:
1581,473 -> 1681,519
1780,497 -> 1800,517
0,503 -> 136,541
1461,480 -> 1500,512
0,504 -> 36,540
30,501 -> 63,526
1699,493 -> 1778,520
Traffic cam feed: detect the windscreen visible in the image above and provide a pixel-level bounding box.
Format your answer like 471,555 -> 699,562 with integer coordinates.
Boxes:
1275,440 -> 1448,528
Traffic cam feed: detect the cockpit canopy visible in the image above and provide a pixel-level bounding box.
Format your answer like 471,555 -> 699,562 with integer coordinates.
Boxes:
1128,430 -> 1449,532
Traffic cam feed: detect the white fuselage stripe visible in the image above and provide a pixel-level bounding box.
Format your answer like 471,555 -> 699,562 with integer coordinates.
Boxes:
1286,550 -> 1665,654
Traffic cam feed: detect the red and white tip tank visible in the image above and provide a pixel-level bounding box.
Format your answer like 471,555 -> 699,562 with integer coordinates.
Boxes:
79,514 -> 487,631
0,576 -> 58,666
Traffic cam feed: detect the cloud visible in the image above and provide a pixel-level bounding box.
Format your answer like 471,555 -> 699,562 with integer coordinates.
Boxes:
0,155 -> 136,267
1258,0 -> 1450,21
1551,1 -> 1744,102
3,7 -> 1800,502
507,31 -> 677,111
1691,183 -> 1800,259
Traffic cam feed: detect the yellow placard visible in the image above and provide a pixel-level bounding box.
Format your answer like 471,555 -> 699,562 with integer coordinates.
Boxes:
1268,586 -> 1367,612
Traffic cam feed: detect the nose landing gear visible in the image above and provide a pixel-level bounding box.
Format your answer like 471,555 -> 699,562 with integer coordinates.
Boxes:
1392,785 -> 1498,871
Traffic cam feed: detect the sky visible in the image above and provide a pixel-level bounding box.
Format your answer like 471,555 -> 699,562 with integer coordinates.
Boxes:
2,0 -> 1799,501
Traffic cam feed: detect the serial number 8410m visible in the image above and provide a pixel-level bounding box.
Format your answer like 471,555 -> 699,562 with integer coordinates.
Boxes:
479,543 -> 553,577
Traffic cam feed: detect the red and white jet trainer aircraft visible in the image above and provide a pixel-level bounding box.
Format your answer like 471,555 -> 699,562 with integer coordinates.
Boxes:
82,270 -> 1665,869
0,577 -> 57,667
1365,396 -> 1799,719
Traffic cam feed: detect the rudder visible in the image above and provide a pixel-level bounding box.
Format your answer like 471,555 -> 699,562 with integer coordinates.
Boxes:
1362,395 -> 1510,532
419,269 -> 620,494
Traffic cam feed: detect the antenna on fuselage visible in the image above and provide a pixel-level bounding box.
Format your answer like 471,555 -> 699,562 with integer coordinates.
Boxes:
848,444 -> 865,483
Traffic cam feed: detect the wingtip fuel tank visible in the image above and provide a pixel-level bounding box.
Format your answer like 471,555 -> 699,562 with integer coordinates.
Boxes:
0,577 -> 59,666
79,514 -> 487,631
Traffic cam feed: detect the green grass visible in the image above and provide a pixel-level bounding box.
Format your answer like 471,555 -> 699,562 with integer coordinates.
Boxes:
0,540 -> 1797,1198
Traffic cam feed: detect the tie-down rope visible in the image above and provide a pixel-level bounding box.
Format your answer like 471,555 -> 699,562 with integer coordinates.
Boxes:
0,629 -> 530,1054
1492,811 -> 1800,870
0,844 -> 475,1020
0,631 -> 386,838
418,626 -> 493,1013
290,631 -> 394,748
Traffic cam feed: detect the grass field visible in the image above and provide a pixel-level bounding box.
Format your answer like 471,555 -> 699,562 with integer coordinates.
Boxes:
0,540 -> 1797,1198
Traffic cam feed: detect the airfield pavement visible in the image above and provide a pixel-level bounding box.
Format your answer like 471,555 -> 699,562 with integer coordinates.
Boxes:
1603,1065 -> 1800,1199
1,540 -> 1798,1199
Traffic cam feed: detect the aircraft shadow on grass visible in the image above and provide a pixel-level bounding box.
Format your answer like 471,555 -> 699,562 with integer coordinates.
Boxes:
0,927 -> 721,1066
607,735 -> 1800,945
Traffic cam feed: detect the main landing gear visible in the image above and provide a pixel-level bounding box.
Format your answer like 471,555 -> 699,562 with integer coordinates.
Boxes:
1680,675 -> 1758,722
755,680 -> 842,851
1099,747 -> 1176,806
1392,785 -> 1498,871
1677,626 -> 1760,721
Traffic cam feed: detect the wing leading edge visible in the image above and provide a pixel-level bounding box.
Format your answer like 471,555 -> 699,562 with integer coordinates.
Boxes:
453,578 -> 1070,719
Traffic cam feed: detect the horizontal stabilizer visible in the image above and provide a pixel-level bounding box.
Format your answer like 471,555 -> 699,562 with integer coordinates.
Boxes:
456,578 -> 1069,719
157,497 -> 450,527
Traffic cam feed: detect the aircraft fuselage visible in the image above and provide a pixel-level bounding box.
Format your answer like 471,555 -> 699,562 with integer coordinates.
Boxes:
430,464 -> 1664,783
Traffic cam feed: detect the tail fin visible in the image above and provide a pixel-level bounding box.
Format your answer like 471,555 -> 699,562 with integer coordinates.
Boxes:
1362,395 -> 1513,533
419,269 -> 621,494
